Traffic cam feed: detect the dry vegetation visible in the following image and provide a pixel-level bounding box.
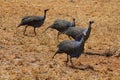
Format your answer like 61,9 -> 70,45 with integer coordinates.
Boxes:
0,0 -> 120,80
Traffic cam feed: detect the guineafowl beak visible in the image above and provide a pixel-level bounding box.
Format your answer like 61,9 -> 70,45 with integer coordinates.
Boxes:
90,20 -> 95,24
92,21 -> 95,24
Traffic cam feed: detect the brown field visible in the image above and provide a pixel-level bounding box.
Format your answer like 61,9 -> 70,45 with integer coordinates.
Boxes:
0,0 -> 120,80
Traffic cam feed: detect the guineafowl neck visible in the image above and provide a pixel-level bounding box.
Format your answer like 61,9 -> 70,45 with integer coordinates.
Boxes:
43,11 -> 47,20
72,20 -> 75,26
78,36 -> 85,53
78,36 -> 85,47
76,35 -> 85,42
85,23 -> 92,40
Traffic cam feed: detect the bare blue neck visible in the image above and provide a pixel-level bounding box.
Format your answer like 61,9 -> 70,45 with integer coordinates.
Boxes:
76,35 -> 84,42
85,23 -> 92,41
86,23 -> 92,34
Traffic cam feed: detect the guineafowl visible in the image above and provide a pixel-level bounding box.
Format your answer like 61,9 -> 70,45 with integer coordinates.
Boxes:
43,18 -> 76,39
18,9 -> 49,36
64,20 -> 94,41
52,30 -> 86,66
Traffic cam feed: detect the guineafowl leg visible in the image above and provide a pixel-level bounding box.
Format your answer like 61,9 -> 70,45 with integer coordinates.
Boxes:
34,27 -> 37,36
70,57 -> 74,66
23,26 -> 28,35
57,32 -> 62,40
65,54 -> 69,66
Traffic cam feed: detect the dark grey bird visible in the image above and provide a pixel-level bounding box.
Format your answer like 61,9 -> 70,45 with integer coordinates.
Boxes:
52,30 -> 86,66
64,20 -> 94,41
43,18 -> 76,39
17,9 -> 49,35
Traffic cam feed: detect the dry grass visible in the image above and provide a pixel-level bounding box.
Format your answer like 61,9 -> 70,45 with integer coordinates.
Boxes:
0,0 -> 120,80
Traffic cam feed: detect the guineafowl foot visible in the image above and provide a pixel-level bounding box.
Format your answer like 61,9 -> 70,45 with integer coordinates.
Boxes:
34,34 -> 37,37
29,35 -> 36,37
78,62 -> 84,66
64,61 -> 69,66
56,39 -> 60,43
84,65 -> 94,71
23,33 -> 27,36
69,65 -> 75,68
52,56 -> 54,59
65,54 -> 69,66
70,57 -> 74,67
65,63 -> 68,66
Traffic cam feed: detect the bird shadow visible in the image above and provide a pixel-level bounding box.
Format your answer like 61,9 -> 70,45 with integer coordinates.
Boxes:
23,34 -> 36,37
68,64 -> 95,71
84,52 -> 114,57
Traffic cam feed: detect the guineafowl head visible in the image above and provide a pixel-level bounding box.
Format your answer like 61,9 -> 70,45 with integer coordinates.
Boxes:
72,18 -> 76,26
44,9 -> 49,12
73,18 -> 75,22
89,20 -> 94,24
43,9 -> 49,20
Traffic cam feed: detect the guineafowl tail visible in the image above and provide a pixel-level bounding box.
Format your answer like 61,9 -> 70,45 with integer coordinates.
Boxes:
42,25 -> 51,33
17,23 -> 22,27
52,52 -> 57,59
52,50 -> 61,59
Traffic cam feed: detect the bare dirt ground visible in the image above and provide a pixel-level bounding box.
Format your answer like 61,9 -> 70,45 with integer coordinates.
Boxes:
0,0 -> 120,80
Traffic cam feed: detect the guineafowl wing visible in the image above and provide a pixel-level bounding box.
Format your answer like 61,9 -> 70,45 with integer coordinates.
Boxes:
58,40 -> 80,52
55,20 -> 71,27
50,20 -> 66,31
59,20 -> 73,28
64,27 -> 84,39
21,16 -> 32,21
21,16 -> 43,25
